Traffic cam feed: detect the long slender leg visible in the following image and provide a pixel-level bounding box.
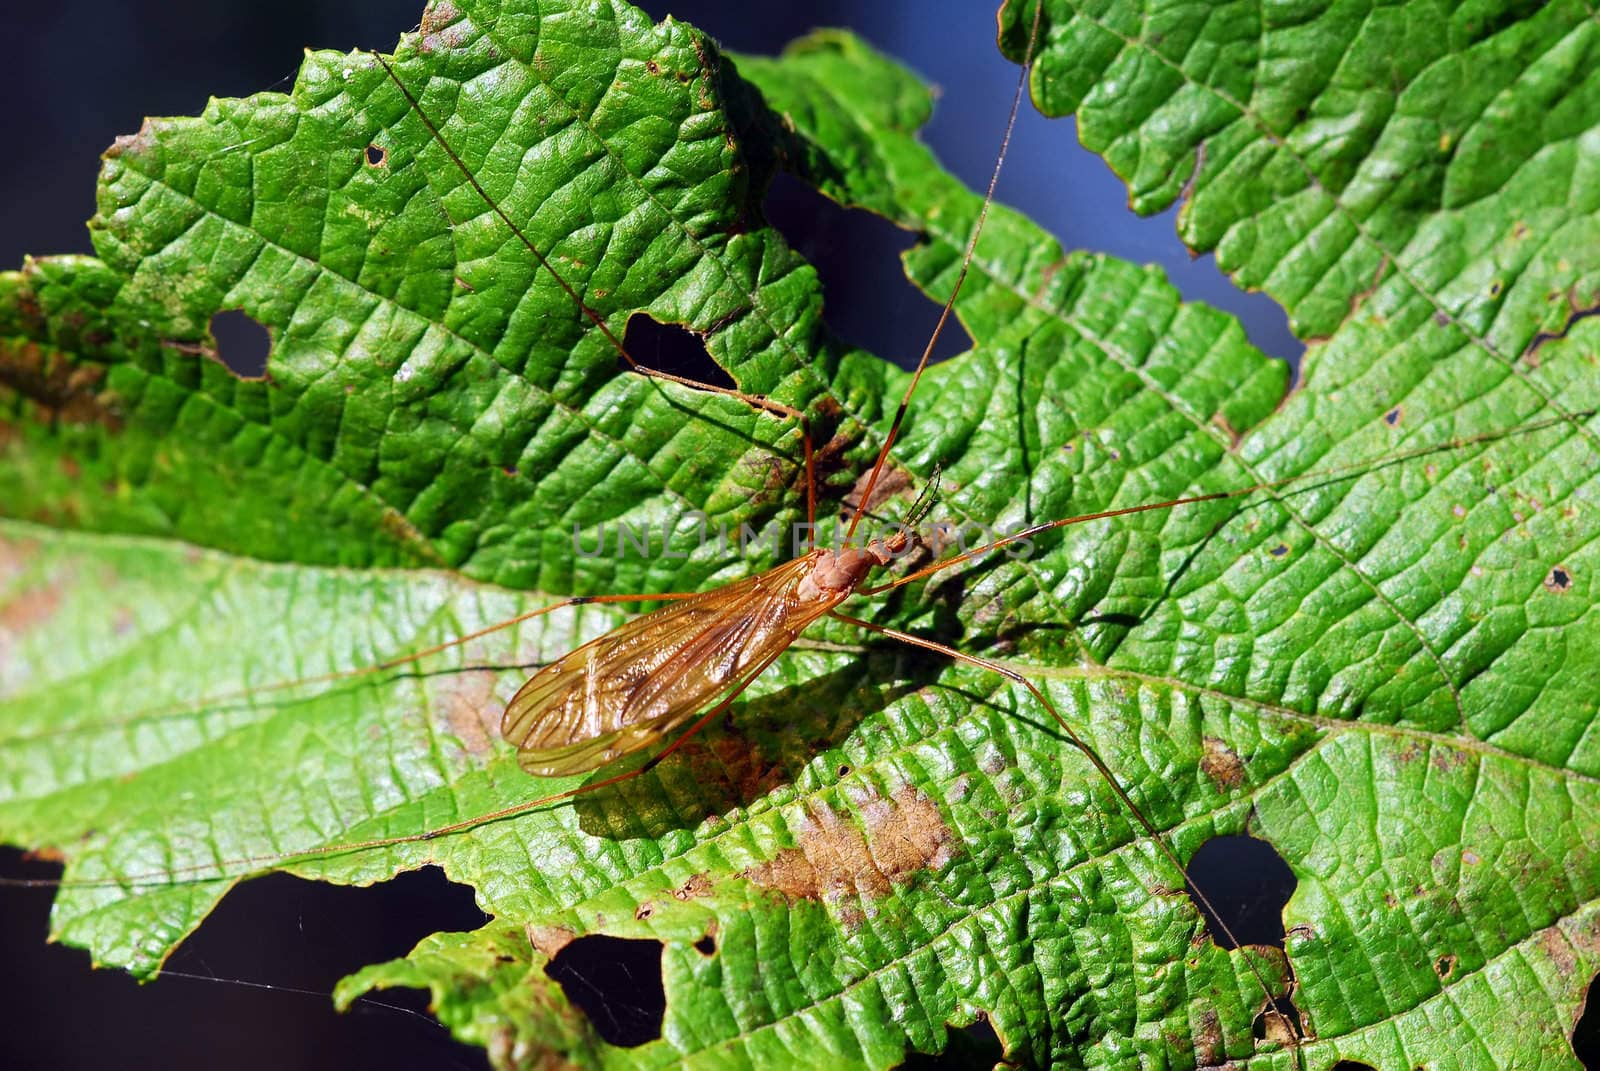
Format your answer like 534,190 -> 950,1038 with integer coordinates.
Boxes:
371,51 -> 817,539
624,358 -> 816,544
61,590 -> 707,740
843,0 -> 1044,541
7,645 -> 791,892
827,610 -> 1301,1046
859,411 -> 1583,599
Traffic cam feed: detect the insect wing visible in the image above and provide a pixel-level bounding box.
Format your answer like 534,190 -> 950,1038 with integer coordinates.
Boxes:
502,556 -> 832,776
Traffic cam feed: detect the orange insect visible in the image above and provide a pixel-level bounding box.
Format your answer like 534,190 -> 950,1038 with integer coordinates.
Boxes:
5,1 -> 1593,1067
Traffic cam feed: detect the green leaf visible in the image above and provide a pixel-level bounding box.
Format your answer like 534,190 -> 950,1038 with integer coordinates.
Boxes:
3,2 -> 1599,1069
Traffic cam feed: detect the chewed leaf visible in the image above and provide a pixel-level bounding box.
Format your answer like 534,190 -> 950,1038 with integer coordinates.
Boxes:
3,2 -> 1600,1070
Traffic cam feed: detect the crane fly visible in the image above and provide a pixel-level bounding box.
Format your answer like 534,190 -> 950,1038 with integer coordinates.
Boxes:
501,502 -> 935,778
4,0 -> 1596,1067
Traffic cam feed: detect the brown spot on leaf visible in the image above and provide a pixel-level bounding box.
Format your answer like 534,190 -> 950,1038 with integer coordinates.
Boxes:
1384,405 -> 1403,426
747,844 -> 823,901
1193,1007 -> 1225,1067
526,923 -> 576,959
1210,411 -> 1242,449
745,453 -> 788,496
1543,927 -> 1577,978
1200,737 -> 1246,791
743,785 -> 954,907
811,428 -> 857,491
0,341 -> 122,430
0,536 -> 42,583
1395,739 -> 1426,764
417,2 -> 471,52
673,873 -> 712,901
0,582 -> 63,634
634,901 -> 655,921
419,0 -> 458,36
104,117 -> 160,161
1348,255 -> 1390,317
437,670 -> 500,755
1034,257 -> 1071,304
377,507 -> 439,563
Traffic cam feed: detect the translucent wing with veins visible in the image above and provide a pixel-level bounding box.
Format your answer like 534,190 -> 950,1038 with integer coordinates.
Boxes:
503,553 -> 847,776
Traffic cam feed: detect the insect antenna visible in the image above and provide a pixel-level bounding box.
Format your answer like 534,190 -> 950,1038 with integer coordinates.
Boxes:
844,0 -> 1046,542
903,463 -> 942,530
817,0 -> 1308,1045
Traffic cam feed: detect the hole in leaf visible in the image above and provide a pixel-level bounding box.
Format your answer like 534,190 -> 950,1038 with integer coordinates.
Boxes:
1574,971 -> 1600,1068
545,935 -> 665,1047
1250,994 -> 1303,1045
1384,405 -> 1402,426
621,314 -> 735,391
365,142 -> 387,167
207,309 -> 271,378
0,850 -> 489,1071
763,171 -> 971,370
1329,1063 -> 1378,1071
1547,566 -> 1574,593
894,1013 -> 1004,1069
1186,834 -> 1296,950
1434,953 -> 1457,980
693,933 -> 716,957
